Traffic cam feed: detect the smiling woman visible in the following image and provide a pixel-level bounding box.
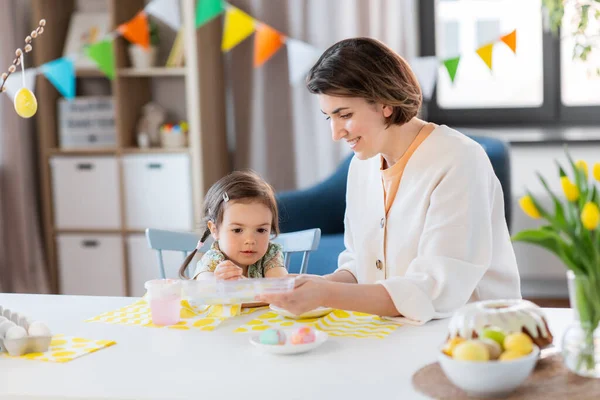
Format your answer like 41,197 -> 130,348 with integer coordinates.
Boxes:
258,37 -> 522,324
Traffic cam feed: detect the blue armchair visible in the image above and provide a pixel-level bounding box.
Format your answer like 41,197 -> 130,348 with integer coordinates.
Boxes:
276,135 -> 512,276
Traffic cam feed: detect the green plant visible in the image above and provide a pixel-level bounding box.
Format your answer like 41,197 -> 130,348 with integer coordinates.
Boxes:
542,0 -> 600,70
512,148 -> 600,373
149,20 -> 160,46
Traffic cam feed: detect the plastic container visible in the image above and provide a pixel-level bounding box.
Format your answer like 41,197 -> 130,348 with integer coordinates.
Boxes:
144,279 -> 182,326
182,277 -> 295,305
0,306 -> 52,357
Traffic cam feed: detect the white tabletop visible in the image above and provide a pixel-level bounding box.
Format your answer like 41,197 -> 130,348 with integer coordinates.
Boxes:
0,294 -> 572,400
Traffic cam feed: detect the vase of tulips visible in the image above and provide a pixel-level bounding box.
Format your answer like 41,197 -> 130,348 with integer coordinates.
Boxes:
513,149 -> 600,378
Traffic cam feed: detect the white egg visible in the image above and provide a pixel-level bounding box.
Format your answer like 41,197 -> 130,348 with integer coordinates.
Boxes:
0,320 -> 17,338
10,312 -> 20,324
5,325 -> 28,340
2,309 -> 11,319
0,316 -> 7,324
27,321 -> 51,337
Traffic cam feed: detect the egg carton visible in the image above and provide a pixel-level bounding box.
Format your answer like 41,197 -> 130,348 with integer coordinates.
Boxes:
182,276 -> 295,305
0,306 -> 52,357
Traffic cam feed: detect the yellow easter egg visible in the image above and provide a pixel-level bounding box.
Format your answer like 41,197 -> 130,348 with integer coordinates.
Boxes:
14,88 -> 38,118
503,332 -> 533,355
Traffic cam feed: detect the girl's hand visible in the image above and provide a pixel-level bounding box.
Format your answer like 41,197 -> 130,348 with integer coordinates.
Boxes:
214,260 -> 244,280
256,275 -> 329,315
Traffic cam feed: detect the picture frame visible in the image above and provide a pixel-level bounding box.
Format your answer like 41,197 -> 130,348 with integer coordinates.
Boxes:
63,12 -> 111,70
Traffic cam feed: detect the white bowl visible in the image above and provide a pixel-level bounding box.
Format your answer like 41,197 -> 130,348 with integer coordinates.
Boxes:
438,345 -> 539,398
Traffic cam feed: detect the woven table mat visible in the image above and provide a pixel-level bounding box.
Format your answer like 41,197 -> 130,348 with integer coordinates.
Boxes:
412,355 -> 600,399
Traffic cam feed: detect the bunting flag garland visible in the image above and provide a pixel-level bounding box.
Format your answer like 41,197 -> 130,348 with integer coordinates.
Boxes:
221,6 -> 256,52
254,23 -> 285,67
40,57 -> 75,99
3,0 -> 520,106
443,56 -> 461,83
196,0 -> 225,28
118,11 -> 150,49
145,0 -> 181,30
476,43 -> 495,71
501,29 -> 517,54
85,39 -> 116,80
286,38 -> 322,85
408,56 -> 438,101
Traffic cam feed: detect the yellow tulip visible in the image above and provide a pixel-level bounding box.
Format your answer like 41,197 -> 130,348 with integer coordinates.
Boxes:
581,202 -> 600,230
561,177 -> 580,202
519,195 -> 541,219
593,163 -> 600,182
576,160 -> 589,179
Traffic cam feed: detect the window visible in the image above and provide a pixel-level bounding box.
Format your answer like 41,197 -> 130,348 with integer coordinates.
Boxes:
435,0 -> 544,109
560,2 -> 600,107
420,0 -> 600,125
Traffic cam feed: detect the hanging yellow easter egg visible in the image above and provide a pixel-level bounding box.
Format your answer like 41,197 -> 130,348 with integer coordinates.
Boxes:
14,87 -> 38,118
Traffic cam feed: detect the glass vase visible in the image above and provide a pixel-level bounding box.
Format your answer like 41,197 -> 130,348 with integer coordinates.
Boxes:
561,271 -> 600,378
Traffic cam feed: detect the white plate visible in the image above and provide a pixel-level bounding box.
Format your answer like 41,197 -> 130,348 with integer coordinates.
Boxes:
249,329 -> 328,355
269,305 -> 333,319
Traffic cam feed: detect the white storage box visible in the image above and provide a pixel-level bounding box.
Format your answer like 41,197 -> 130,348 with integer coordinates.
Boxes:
56,234 -> 126,296
58,96 -> 116,149
122,154 -> 193,231
50,156 -> 121,229
126,234 -> 189,297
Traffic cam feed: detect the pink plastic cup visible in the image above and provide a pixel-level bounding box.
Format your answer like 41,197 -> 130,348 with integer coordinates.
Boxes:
144,279 -> 182,326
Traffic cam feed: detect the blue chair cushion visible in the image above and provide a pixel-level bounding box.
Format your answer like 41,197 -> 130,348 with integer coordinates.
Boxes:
285,234 -> 345,275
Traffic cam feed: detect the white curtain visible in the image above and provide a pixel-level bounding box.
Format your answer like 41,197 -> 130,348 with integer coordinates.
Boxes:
227,0 -> 420,190
0,0 -> 49,293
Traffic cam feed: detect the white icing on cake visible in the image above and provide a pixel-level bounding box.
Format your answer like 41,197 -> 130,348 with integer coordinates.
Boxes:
447,299 -> 550,339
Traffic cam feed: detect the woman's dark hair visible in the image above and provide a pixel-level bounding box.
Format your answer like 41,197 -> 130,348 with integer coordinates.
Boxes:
306,37 -> 422,126
179,170 -> 279,278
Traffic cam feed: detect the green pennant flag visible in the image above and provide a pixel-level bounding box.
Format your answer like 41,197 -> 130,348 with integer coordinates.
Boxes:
85,39 -> 115,80
443,56 -> 460,83
196,0 -> 225,28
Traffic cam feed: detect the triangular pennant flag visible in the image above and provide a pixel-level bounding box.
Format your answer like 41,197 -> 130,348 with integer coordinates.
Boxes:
409,56 -> 438,101
3,68 -> 37,101
286,38 -> 322,85
41,57 -> 75,99
254,23 -> 285,67
500,29 -> 517,54
85,40 -> 116,80
476,43 -> 494,70
221,6 -> 256,52
145,0 -> 181,30
118,11 -> 150,49
196,0 -> 224,28
443,56 -> 460,83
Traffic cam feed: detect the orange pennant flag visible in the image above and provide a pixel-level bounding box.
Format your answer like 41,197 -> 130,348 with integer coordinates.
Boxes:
118,11 -> 150,49
500,29 -> 517,54
254,23 -> 285,67
476,43 -> 494,70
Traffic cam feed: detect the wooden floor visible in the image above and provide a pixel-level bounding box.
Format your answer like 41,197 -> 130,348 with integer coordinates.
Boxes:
525,298 -> 570,308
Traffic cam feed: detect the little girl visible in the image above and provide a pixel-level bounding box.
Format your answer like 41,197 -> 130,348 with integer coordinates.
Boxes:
178,170 -> 288,281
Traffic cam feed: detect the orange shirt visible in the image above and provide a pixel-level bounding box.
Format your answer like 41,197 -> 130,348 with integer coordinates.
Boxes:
381,123 -> 436,214
380,123 -> 436,276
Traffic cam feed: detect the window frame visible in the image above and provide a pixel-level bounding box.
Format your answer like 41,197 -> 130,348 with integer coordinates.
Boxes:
418,0 -> 600,127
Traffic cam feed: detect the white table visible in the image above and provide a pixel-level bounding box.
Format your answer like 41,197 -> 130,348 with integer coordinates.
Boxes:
0,294 -> 572,400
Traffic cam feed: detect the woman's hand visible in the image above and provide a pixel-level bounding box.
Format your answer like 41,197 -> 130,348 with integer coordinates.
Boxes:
256,275 -> 329,315
214,260 -> 244,280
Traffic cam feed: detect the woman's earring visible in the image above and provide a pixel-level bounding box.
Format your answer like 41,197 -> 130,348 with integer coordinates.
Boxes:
223,192 -> 229,202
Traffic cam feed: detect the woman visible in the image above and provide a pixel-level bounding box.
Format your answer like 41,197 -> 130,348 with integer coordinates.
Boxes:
258,37 -> 521,325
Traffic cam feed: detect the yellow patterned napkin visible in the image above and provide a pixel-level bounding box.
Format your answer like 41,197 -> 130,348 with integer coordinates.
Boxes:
86,299 -> 262,331
1,334 -> 115,363
234,309 -> 400,338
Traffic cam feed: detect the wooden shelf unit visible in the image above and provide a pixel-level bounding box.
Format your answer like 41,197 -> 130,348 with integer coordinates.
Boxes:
31,0 -> 229,295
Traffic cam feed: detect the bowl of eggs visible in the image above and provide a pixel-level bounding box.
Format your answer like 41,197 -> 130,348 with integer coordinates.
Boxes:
438,327 -> 539,398
0,306 -> 52,357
